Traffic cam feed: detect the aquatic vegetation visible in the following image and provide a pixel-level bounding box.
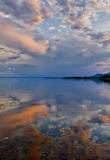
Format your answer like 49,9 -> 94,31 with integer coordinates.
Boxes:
1,123 -> 110,160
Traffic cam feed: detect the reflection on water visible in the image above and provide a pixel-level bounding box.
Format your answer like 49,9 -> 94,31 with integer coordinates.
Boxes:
0,78 -> 110,159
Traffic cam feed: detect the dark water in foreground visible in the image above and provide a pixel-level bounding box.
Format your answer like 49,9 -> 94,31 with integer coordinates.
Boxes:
0,78 -> 110,159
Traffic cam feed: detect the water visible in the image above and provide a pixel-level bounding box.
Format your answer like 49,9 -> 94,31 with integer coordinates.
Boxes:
0,78 -> 110,159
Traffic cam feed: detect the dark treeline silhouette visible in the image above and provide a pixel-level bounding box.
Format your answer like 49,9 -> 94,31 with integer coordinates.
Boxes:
100,74 -> 110,82
63,73 -> 110,83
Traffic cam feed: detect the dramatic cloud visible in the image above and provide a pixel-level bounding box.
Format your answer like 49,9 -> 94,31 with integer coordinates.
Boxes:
0,0 -> 53,27
0,0 -> 110,76
0,0 -> 53,56
0,24 -> 48,55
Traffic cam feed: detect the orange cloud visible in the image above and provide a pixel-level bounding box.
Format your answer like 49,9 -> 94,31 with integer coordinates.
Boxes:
0,0 -> 53,27
0,0 -> 53,55
0,24 -> 48,55
22,0 -> 53,26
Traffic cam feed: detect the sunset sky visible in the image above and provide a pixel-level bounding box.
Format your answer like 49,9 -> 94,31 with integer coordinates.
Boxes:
0,0 -> 110,77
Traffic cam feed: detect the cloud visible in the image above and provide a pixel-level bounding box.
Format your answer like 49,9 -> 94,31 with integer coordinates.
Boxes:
0,24 -> 48,55
0,0 -> 53,27
0,0 -> 53,55
60,25 -> 67,29
0,44 -> 21,61
93,57 -> 110,73
80,49 -> 92,57
103,21 -> 110,28
49,26 -> 56,31
0,0 -> 110,76
87,30 -> 110,50
99,34 -> 110,46
48,0 -> 110,33
47,46 -> 57,52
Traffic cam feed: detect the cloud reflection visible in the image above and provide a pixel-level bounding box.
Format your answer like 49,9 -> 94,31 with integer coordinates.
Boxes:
0,104 -> 48,138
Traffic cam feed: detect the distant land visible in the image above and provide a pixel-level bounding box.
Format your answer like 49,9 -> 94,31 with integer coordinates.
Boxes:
63,72 -> 110,82
0,72 -> 110,82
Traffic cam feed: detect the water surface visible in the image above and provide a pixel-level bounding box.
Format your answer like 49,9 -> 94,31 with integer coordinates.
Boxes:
0,78 -> 110,159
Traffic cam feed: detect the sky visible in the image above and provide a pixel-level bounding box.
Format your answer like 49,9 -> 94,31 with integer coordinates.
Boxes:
0,0 -> 110,77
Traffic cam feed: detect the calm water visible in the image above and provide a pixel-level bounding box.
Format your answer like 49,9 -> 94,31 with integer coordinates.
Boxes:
0,78 -> 110,159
